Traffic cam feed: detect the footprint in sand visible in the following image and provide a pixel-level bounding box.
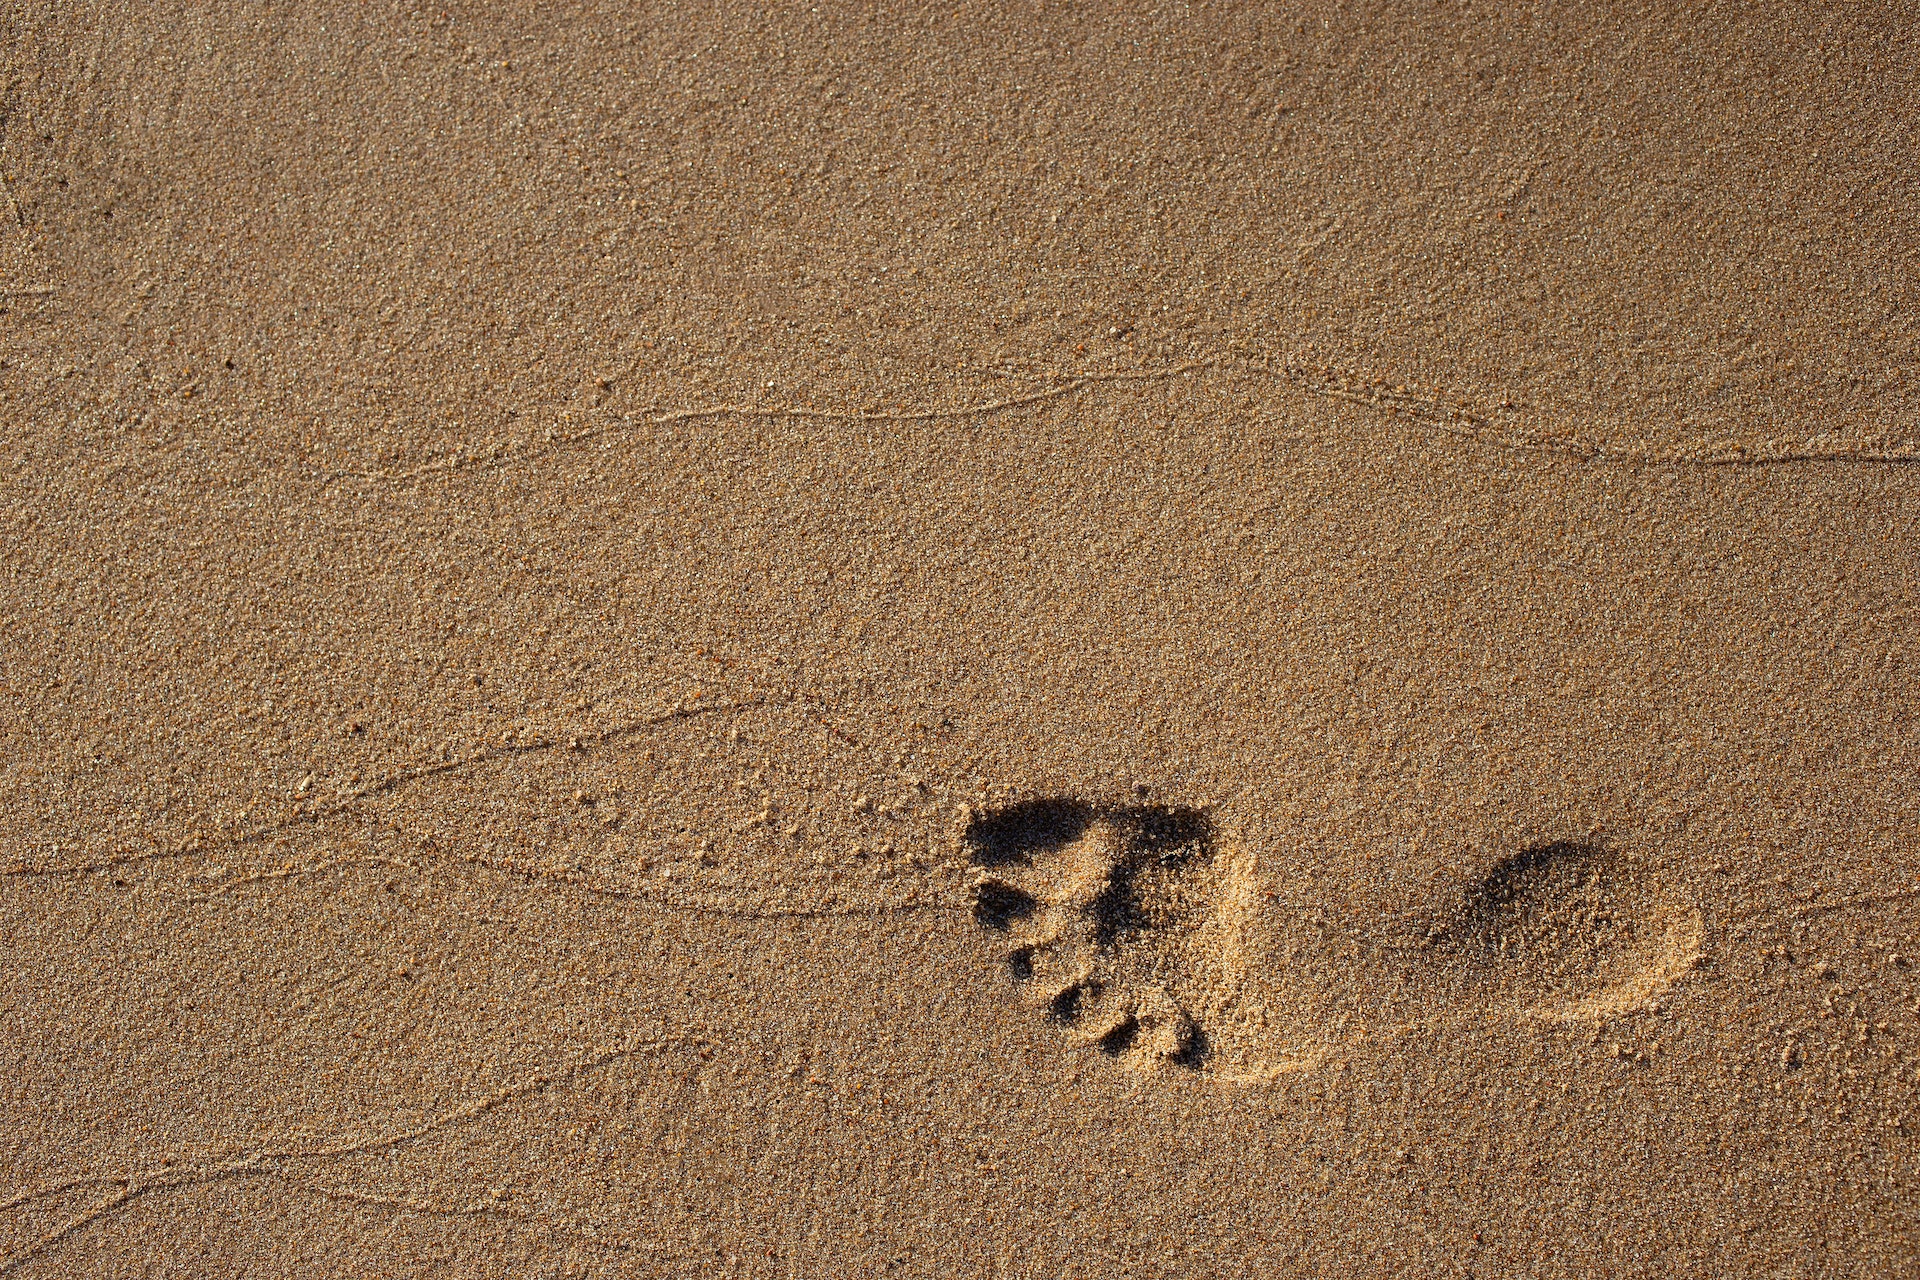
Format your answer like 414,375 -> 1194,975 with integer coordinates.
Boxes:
963,798 -> 1703,1079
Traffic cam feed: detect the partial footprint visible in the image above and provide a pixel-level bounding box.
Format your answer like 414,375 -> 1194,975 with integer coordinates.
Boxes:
1240,840 -> 1702,1050
965,799 -> 1219,1070
1429,841 -> 1702,1023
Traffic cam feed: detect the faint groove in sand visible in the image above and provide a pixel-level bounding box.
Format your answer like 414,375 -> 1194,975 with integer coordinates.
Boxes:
288,1178 -> 650,1259
350,843 -> 962,922
323,351 -> 1916,490
0,1037 -> 682,1276
0,696 -> 778,882
4,686 -> 966,922
180,842 -> 962,921
1222,349 -> 1920,468
323,362 -> 1218,488
1698,882 -> 1920,937
1773,883 -> 1920,922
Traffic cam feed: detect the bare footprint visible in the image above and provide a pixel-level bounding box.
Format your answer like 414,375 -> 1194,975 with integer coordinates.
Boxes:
965,800 -> 1701,1080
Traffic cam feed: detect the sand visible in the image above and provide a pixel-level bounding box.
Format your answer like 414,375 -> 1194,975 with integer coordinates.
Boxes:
3,1 -> 1917,1275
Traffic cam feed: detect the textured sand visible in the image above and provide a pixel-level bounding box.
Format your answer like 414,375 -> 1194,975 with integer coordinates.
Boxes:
3,2 -> 1918,1275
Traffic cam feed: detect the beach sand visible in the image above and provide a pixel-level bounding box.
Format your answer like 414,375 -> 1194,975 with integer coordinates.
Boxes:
3,2 -> 1917,1274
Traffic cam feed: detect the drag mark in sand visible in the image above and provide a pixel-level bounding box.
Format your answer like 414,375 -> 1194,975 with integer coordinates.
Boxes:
323,349 -> 1918,491
0,1036 -> 691,1276
361,831 -> 961,922
0,694 -> 777,882
2,686 -> 970,921
175,836 -> 958,922
324,362 -> 1220,487
285,1176 -> 659,1266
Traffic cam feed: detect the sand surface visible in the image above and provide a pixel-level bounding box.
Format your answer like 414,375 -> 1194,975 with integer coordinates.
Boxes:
3,2 -> 1918,1275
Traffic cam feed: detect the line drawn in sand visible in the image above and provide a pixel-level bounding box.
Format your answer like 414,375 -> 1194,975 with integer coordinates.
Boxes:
321,348 -> 1919,494
0,1035 -> 690,1277
966,801 -> 1704,1082
0,689 -> 968,922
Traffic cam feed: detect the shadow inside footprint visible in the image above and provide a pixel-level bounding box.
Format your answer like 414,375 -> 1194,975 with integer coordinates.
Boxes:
972,879 -> 1039,931
1086,805 -> 1213,949
1444,841 -> 1609,959
1095,1014 -> 1140,1056
965,798 -> 1094,868
1443,840 -> 1597,940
